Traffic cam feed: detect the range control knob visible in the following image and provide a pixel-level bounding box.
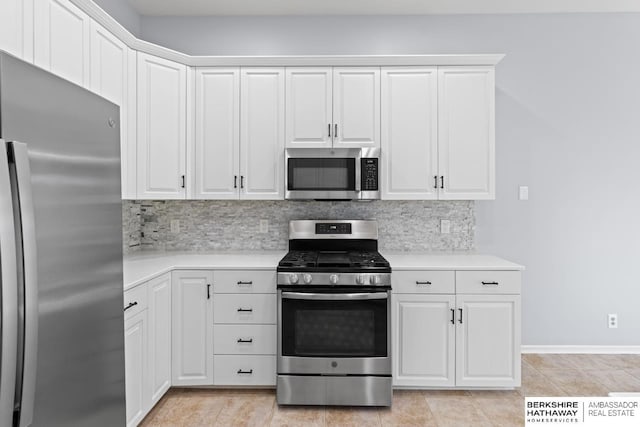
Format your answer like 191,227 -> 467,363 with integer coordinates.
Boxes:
356,274 -> 367,285
369,275 -> 382,286
289,274 -> 299,284
303,273 -> 313,284
329,274 -> 339,285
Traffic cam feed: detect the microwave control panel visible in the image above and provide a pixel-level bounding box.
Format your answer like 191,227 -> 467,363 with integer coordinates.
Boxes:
361,158 -> 379,191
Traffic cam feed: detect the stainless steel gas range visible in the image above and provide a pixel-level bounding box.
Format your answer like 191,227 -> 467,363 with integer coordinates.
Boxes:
276,220 -> 392,407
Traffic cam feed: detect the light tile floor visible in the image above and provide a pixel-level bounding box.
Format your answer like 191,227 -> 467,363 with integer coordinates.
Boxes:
140,354 -> 640,427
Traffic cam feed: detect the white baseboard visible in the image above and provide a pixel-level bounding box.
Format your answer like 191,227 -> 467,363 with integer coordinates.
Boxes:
522,345 -> 640,354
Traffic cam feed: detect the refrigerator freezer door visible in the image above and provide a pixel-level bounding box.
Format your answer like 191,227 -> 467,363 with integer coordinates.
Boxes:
0,140 -> 18,427
0,53 -> 126,426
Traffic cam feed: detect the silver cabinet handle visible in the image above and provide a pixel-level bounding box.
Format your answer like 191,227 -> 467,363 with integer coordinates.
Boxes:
281,292 -> 387,301
237,281 -> 253,285
181,174 -> 185,188
234,175 -> 238,189
7,141 -> 38,427
0,140 -> 19,427
328,123 -> 331,138
237,338 -> 253,343
237,308 -> 253,313
240,175 -> 244,189
416,281 -> 432,285
334,124 -> 338,138
237,369 -> 253,375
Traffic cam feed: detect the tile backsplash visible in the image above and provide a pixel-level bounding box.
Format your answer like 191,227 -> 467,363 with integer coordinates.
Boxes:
122,200 -> 475,254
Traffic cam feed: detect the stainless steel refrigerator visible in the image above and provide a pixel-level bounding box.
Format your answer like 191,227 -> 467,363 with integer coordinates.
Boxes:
0,52 -> 126,426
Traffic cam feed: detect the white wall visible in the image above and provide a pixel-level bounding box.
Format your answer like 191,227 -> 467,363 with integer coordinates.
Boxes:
138,13 -> 640,347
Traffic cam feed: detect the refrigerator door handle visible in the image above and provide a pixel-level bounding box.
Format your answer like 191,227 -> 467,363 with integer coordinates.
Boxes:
0,140 -> 19,427
10,142 -> 38,427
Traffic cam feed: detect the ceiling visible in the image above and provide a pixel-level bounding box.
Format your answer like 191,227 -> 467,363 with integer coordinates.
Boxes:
127,0 -> 640,16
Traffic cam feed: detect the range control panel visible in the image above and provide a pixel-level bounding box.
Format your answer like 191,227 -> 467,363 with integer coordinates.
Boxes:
361,158 -> 379,191
315,223 -> 352,234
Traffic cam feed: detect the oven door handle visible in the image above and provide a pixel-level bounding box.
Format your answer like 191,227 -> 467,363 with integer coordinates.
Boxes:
281,292 -> 388,300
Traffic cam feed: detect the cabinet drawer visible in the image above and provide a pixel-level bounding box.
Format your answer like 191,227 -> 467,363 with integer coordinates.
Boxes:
392,271 -> 455,294
213,325 -> 276,355
214,270 -> 276,294
213,355 -> 276,386
213,294 -> 277,324
456,271 -> 521,294
124,283 -> 148,319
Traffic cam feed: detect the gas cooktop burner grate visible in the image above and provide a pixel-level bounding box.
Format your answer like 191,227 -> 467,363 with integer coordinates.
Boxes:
278,250 -> 390,270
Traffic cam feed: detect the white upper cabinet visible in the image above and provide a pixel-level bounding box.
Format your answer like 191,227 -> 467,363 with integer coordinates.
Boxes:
136,52 -> 187,199
193,68 -> 240,199
285,68 -> 333,148
382,66 -> 495,200
285,67 -> 380,148
0,0 -> 34,62
193,67 -> 284,200
438,66 -> 495,200
332,68 -> 380,148
89,22 -> 136,199
381,67 -> 438,200
240,68 -> 285,199
34,0 -> 91,88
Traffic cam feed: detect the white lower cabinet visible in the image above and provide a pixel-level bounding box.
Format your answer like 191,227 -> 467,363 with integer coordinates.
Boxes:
393,294 -> 455,387
147,274 -> 172,405
123,282 -> 149,427
392,270 -> 521,389
171,270 -> 214,386
124,310 -> 147,427
213,355 -> 277,386
212,270 -> 277,386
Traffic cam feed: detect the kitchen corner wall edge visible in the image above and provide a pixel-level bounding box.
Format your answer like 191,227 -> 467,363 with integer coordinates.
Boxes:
70,0 -> 505,67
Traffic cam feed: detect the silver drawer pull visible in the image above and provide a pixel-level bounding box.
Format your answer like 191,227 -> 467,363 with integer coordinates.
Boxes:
237,369 -> 253,375
237,338 -> 253,343
416,281 -> 432,285
124,301 -> 138,312
237,307 -> 253,313
237,281 -> 253,285
481,281 -> 499,286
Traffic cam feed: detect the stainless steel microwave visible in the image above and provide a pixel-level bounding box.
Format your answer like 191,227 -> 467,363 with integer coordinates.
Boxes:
285,148 -> 380,200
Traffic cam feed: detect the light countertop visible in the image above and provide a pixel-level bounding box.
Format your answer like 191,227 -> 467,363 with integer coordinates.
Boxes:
123,250 -> 523,291
123,250 -> 286,291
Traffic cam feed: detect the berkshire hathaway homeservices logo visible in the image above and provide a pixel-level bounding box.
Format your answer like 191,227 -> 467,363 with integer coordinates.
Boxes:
525,397 -> 639,426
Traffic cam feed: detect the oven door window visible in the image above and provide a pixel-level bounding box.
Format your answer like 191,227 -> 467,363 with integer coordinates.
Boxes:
287,158 -> 356,191
281,296 -> 387,358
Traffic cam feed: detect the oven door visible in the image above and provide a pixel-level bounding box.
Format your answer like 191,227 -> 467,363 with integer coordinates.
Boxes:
277,289 -> 391,376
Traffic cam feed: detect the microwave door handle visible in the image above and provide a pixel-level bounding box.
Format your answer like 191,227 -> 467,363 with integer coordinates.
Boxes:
0,140 -> 19,427
281,292 -> 387,301
10,142 -> 38,427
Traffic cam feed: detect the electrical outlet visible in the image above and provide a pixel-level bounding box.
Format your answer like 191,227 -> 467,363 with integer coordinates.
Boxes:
170,219 -> 180,234
608,313 -> 618,329
259,219 -> 269,233
519,186 -> 529,200
440,219 -> 451,234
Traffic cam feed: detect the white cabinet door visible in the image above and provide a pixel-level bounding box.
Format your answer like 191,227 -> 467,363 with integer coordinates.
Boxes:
381,67 -> 438,200
438,67 -> 495,200
332,67 -> 380,148
147,273 -> 171,406
0,0 -> 34,61
34,0 -> 90,87
193,68 -> 240,199
124,309 -> 147,427
455,294 -> 521,387
392,294 -> 455,387
137,52 -> 187,199
171,270 -> 213,386
89,22 -> 136,199
285,68 -> 332,148
240,68 -> 285,199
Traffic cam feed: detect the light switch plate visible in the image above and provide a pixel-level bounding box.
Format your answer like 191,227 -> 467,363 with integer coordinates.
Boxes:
440,219 -> 451,234
519,186 -> 529,200
170,219 -> 180,234
259,219 -> 269,233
